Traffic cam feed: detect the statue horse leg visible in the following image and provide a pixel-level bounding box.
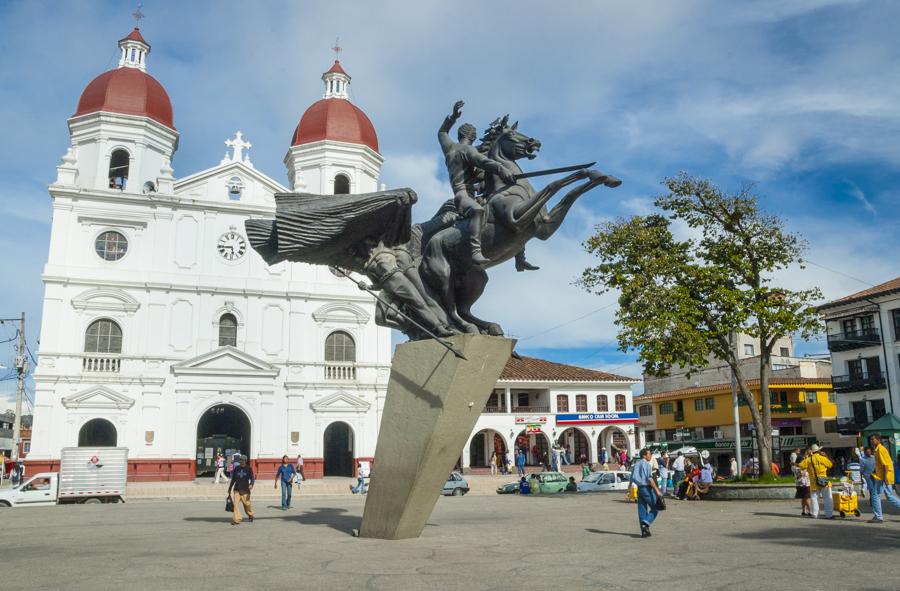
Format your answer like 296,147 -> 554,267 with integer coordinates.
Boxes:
420,232 -> 479,334
535,171 -> 620,240
456,266 -> 503,336
500,169 -> 589,231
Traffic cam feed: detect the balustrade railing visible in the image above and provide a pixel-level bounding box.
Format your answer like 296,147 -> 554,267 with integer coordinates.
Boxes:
325,362 -> 357,381
82,355 -> 121,373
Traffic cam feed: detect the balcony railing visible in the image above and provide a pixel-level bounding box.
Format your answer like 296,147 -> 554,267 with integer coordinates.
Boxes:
674,411 -> 685,422
826,328 -> 881,352
512,406 -> 550,413
836,417 -> 870,434
770,403 -> 807,414
832,371 -> 886,393
324,362 -> 357,381
482,405 -> 508,413
82,355 -> 121,373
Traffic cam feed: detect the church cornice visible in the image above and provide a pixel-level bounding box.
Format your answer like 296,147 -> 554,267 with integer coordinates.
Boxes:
41,275 -> 378,306
49,186 -> 279,217
174,160 -> 288,196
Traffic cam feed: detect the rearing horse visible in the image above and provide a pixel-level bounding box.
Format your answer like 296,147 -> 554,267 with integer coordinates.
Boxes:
420,117 -> 621,336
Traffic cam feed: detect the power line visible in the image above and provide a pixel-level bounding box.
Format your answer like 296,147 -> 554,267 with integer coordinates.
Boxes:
519,302 -> 617,342
804,259 -> 876,288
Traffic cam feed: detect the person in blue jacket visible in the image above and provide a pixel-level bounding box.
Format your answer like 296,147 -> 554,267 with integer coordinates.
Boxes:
274,455 -> 297,510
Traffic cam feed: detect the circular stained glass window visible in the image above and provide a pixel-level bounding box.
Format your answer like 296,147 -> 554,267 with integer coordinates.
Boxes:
95,230 -> 128,261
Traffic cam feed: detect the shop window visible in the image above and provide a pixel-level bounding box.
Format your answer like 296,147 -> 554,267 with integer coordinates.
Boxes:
824,420 -> 837,433
703,426 -> 717,439
644,430 -> 656,442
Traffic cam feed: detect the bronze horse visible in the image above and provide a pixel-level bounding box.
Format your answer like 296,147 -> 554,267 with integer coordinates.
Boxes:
420,116 -> 621,336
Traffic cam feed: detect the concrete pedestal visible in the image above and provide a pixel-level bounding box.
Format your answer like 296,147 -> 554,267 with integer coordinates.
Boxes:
359,335 -> 514,540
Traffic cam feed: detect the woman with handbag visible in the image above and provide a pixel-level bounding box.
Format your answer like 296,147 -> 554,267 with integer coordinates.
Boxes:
795,444 -> 834,519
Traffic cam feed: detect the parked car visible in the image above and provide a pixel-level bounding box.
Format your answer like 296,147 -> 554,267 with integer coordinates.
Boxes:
576,471 -> 632,492
528,471 -> 569,494
496,481 -> 519,494
0,447 -> 128,507
441,472 -> 469,496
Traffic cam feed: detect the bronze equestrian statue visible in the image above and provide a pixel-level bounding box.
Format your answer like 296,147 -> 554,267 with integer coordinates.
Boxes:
245,102 -> 621,342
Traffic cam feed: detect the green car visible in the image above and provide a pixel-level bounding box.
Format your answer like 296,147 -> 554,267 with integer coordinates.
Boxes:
527,472 -> 569,494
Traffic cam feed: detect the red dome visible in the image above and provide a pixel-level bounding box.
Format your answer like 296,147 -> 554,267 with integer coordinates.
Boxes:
74,68 -> 174,130
291,98 -> 378,153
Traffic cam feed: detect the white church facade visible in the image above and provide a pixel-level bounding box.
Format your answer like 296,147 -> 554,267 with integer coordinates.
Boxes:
28,28 -> 637,481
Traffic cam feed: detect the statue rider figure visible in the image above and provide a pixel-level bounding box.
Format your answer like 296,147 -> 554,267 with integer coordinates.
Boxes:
439,100 -> 516,266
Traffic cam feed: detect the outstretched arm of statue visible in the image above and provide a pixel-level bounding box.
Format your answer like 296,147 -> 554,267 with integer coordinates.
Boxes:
438,100 -> 465,151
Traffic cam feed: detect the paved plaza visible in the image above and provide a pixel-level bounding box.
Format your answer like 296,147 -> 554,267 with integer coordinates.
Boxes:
3,489 -> 899,591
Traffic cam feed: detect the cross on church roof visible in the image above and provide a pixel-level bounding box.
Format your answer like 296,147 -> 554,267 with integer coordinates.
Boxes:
132,4 -> 144,26
224,131 -> 252,164
332,38 -> 342,60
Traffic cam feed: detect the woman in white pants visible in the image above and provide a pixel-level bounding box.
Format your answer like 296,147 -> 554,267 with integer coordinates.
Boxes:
796,445 -> 834,519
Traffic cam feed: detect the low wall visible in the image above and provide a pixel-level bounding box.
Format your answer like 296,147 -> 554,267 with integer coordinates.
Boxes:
704,484 -> 796,500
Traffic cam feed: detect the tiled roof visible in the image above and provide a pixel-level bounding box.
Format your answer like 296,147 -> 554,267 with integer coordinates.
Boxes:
500,356 -> 637,383
819,275 -> 900,310
634,377 -> 832,402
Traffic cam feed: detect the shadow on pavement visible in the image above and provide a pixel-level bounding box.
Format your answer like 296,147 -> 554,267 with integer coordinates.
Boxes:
586,528 -> 642,539
184,506 -> 361,534
724,514 -> 900,551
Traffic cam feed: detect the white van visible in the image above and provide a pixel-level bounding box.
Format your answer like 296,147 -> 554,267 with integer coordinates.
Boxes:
0,447 -> 128,507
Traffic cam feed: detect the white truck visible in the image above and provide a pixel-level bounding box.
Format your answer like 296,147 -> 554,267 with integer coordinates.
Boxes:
0,447 -> 128,507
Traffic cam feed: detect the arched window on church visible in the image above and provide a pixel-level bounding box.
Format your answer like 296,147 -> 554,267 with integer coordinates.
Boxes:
227,176 -> 243,200
325,331 -> 356,362
84,319 -> 123,354
108,149 -> 130,190
218,313 -> 238,347
334,174 -> 350,195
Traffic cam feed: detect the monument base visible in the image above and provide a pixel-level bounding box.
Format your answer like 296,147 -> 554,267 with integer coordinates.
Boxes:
359,334 -> 514,540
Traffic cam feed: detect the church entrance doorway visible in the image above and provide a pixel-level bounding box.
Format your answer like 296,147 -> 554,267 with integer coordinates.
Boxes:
323,421 -> 354,477
196,404 -> 251,477
78,418 -> 117,447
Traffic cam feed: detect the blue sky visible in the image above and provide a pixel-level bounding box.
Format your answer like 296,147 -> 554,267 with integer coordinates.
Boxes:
2,0 -> 900,407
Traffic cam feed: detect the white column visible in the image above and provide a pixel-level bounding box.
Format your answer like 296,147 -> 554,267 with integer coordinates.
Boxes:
505,387 -> 512,412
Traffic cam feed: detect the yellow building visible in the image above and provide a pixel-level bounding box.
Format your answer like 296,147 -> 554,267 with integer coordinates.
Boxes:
634,377 -> 855,470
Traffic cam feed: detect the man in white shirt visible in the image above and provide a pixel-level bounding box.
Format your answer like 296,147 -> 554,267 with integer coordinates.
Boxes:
671,452 -> 686,495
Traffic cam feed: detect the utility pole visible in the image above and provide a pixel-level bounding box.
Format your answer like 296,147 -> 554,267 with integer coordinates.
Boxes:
11,313 -> 26,461
729,332 -> 742,480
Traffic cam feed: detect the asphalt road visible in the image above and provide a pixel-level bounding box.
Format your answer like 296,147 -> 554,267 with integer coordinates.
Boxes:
3,493 -> 898,591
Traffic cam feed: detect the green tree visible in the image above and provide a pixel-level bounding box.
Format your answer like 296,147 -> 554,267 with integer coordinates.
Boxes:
580,174 -> 822,475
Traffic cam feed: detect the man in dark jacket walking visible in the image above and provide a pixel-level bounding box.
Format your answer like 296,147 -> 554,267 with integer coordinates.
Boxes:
227,455 -> 255,525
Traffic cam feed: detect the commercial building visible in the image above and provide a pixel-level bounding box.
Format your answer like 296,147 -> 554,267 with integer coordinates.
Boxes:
818,276 -> 900,433
465,356 -> 638,471
634,377 -> 854,471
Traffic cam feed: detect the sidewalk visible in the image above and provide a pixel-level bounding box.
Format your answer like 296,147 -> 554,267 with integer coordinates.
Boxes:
127,473 -> 522,501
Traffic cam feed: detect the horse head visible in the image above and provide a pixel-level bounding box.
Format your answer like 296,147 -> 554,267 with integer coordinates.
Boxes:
486,115 -> 541,164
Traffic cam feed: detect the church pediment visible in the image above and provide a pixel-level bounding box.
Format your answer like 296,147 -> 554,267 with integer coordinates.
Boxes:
62,386 -> 135,410
71,288 -> 140,314
311,302 -> 370,325
310,391 -> 371,413
171,346 -> 279,377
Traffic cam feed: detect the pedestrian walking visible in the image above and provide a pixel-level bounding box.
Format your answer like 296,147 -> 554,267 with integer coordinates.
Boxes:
274,455 -> 296,510
856,447 -> 875,497
296,454 -> 305,481
227,455 -> 255,525
214,452 -> 226,484
658,451 -> 670,497
600,446 -> 607,466
791,453 -> 812,517
630,448 -> 663,538
581,462 -> 590,481
867,434 -> 900,523
729,456 -> 738,479
796,445 -> 834,519
516,450 -> 526,477
350,461 -> 370,495
489,450 -> 498,476
551,446 -> 560,472
672,452 -> 685,495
